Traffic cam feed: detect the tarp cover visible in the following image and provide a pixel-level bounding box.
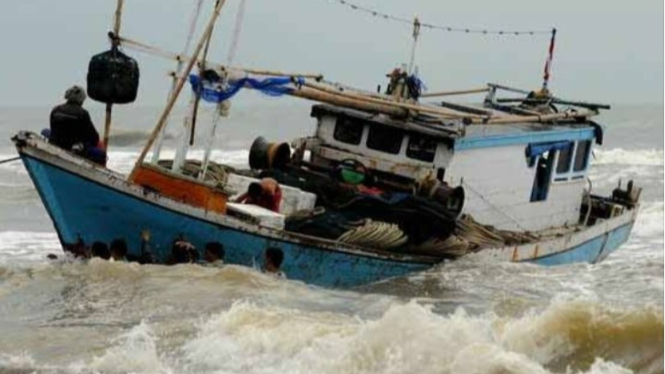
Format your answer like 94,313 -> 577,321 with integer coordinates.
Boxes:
525,141 -> 572,158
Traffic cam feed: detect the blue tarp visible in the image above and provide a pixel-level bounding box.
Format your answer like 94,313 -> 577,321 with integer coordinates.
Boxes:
525,141 -> 572,158
188,75 -> 302,104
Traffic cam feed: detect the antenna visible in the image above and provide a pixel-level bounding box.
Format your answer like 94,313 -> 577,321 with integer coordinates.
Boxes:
407,15 -> 421,75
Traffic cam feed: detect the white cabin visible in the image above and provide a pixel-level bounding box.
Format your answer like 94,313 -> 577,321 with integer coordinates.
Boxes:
304,104 -> 598,232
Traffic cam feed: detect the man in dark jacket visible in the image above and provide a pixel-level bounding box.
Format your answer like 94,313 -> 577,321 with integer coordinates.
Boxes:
49,86 -> 106,165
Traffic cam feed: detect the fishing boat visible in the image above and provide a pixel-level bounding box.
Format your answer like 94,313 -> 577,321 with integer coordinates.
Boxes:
11,1 -> 641,287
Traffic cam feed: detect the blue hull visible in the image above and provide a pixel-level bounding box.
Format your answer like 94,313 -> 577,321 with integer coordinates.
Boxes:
525,222 -> 634,266
20,153 -> 434,288
15,132 -> 638,288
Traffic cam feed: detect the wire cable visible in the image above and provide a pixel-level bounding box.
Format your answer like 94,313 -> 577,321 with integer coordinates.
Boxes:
328,0 -> 552,36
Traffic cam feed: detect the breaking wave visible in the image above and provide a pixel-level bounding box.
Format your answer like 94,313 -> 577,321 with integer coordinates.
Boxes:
0,296 -> 660,374
0,231 -> 60,265
631,202 -> 664,240
593,149 -> 663,166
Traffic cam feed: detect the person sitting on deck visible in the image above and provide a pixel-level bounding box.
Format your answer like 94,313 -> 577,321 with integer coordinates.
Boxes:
235,178 -> 283,213
49,85 -> 106,165
109,238 -> 128,262
203,242 -> 225,267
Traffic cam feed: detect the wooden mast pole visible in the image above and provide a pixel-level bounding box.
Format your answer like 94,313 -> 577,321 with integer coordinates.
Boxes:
128,0 -> 227,181
103,0 -> 125,150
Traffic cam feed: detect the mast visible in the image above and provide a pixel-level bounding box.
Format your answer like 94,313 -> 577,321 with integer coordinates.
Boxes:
151,0 -> 205,164
128,0 -> 227,181
102,0 -> 125,150
407,16 -> 421,75
172,0 -> 220,173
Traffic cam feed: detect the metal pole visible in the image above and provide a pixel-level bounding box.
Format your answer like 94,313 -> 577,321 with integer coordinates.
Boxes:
103,0 -> 125,150
407,16 -> 420,75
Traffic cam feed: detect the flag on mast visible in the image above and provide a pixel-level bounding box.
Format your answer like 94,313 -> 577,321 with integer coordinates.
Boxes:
542,28 -> 557,89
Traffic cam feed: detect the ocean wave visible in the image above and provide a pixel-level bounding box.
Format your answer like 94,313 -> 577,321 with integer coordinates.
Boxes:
593,148 -> 663,166
177,298 -> 661,374
0,231 -> 60,265
0,262 -> 661,373
632,202 -> 664,240
87,322 -> 170,374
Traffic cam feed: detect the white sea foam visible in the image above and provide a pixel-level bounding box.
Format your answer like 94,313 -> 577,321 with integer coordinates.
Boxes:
593,148 -> 664,166
632,201 -> 664,240
0,284 -> 657,373
0,231 -> 60,265
95,149 -> 249,175
88,322 -> 173,374
0,148 -> 250,177
177,299 -> 642,374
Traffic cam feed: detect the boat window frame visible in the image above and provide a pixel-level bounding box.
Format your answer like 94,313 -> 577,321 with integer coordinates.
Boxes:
573,140 -> 592,172
552,140 -> 592,183
366,123 -> 405,155
333,116 -> 365,146
555,144 -> 574,174
406,133 -> 438,163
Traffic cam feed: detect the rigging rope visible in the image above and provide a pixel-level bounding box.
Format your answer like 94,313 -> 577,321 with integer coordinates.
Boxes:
326,0 -> 552,36
337,219 -> 409,250
461,180 -> 530,232
226,0 -> 248,65
184,0 -> 205,55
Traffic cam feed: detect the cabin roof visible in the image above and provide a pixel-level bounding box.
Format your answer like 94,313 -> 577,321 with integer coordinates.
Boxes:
310,104 -> 461,140
311,104 -> 600,150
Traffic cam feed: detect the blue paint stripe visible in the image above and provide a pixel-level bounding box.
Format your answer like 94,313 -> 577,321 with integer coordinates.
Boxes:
454,127 -> 595,150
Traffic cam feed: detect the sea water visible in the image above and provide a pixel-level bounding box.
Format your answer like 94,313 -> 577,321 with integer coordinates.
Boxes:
0,103 -> 662,373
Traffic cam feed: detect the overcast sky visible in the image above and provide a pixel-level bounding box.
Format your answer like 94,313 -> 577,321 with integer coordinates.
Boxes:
0,0 -> 662,108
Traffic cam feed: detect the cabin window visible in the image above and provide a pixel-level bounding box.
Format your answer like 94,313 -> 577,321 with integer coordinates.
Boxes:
406,133 -> 437,162
556,146 -> 573,174
573,140 -> 591,172
366,124 -> 404,155
531,151 -> 555,202
333,117 -> 363,145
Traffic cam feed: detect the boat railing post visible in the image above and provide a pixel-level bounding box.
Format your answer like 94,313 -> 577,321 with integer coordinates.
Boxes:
172,94 -> 196,172
200,109 -> 222,181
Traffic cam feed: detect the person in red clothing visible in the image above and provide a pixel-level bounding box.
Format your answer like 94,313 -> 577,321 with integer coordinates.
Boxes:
235,178 -> 283,213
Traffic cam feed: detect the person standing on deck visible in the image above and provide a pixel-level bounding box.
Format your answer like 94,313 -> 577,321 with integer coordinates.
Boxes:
49,85 -> 106,165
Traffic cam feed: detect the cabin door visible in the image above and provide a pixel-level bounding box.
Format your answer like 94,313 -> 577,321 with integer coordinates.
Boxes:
530,151 -> 555,202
